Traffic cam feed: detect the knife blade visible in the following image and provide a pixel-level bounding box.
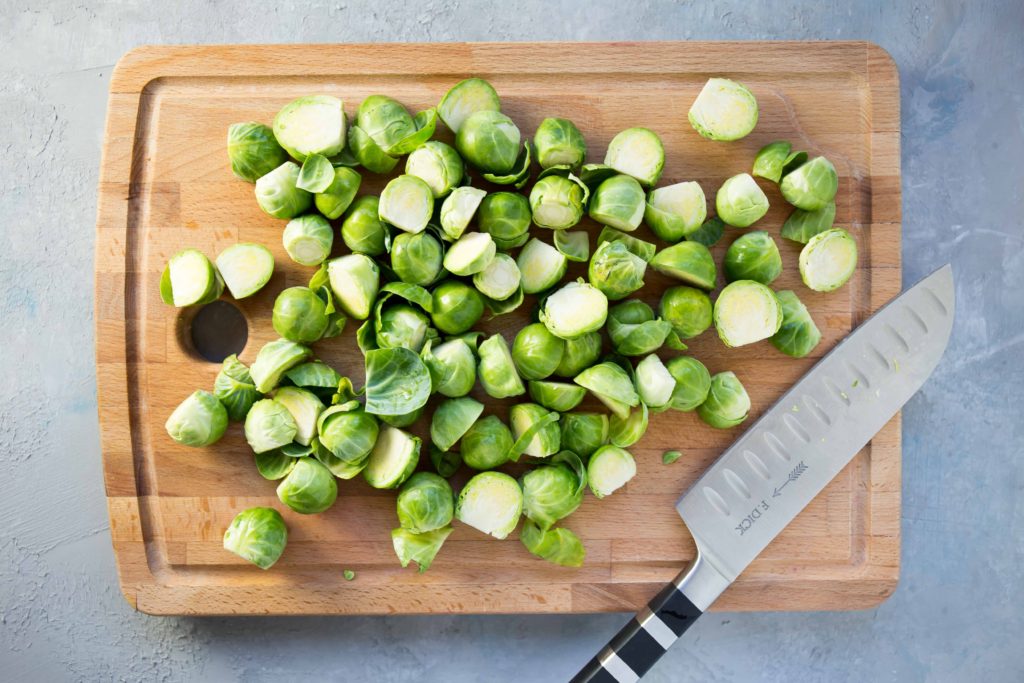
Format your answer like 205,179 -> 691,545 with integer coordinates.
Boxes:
572,264 -> 955,683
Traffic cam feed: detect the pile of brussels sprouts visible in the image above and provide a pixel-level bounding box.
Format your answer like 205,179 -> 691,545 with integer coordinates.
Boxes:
164,76 -> 856,573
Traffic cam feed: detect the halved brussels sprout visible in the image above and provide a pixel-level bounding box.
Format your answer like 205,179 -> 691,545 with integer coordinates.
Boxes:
159,248 -> 222,308
603,127 -> 665,187
713,280 -> 783,347
665,356 -> 712,412
574,362 -> 639,420
379,175 -> 435,234
214,355 -> 261,422
540,281 -> 609,340
347,124 -> 399,174
455,110 -> 521,174
363,426 -> 421,489
560,412 -> 609,458
799,228 -> 857,292
391,231 -> 444,286
529,174 -> 587,230
431,397 -> 485,451
364,347 -> 432,417
478,333 -> 526,399
437,77 -> 501,133
588,240 -> 647,301
529,381 -> 587,413
431,280 -> 485,335
520,521 -> 585,567
443,231 -> 496,276
770,290 -> 822,358
589,175 -> 646,232
273,95 -> 345,161
534,117 -> 586,169
607,300 -> 674,356
781,201 -> 836,244
522,452 -> 586,530
635,354 -> 676,411
223,507 -> 288,570
716,173 -> 769,228
277,457 -> 337,514
660,286 -> 712,340
215,243 -> 274,300
461,415 -> 514,470
553,332 -> 603,378
510,403 -> 562,459
405,141 -> 464,198
296,153 -> 335,193
227,122 -> 288,182
360,283 -> 435,353
752,141 -> 792,183
597,226 -> 657,262
397,472 -> 454,533
688,78 -> 758,141
392,526 -> 453,573
517,238 -> 568,294
327,254 -> 380,320
315,166 -> 361,219
473,252 -> 521,301
317,402 -> 380,463
455,471 -> 523,539
780,156 -> 838,211
340,195 -> 387,256
686,216 -> 726,248
649,241 -> 717,290
272,287 -> 329,343
724,230 -> 783,285
273,386 -> 324,446
282,215 -> 333,266
244,398 -> 297,453
357,94 -> 417,154
512,323 -> 566,381
645,181 -> 708,243
249,339 -> 312,393
697,371 -> 751,429
478,191 -> 531,250
440,186 -> 487,241
165,390 -> 228,447
422,338 -> 476,398
587,445 -> 637,498
255,161 -> 312,220
553,230 -> 589,262
610,403 -> 648,448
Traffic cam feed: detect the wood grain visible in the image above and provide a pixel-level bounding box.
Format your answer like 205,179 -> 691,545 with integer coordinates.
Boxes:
94,42 -> 901,615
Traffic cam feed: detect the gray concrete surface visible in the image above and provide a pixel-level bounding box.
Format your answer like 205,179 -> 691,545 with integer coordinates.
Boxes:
1,1 -> 1022,681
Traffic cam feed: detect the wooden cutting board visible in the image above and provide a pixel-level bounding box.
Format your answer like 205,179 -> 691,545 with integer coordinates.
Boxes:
95,42 -> 900,615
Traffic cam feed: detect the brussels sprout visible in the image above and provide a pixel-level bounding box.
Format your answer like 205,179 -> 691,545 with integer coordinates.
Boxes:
610,402 -> 648,448
603,127 -> 665,187
392,526 -> 453,573
517,238 -> 568,295
252,450 -> 299,480
272,386 -> 324,446
645,181 -> 708,242
431,397 -> 485,451
422,338 -> 476,397
770,290 -> 822,359
438,77 -> 501,133
553,332 -> 602,378
347,125 -> 399,174
312,436 -> 369,479
357,94 -> 417,153
595,228 -> 655,265
553,230 -> 589,263
752,141 -> 792,183
272,287 -> 328,343
588,175 -> 646,232
520,521 -> 585,567
223,507 -> 288,570
379,175 -> 435,235
391,231 -> 444,286
781,201 -> 836,244
363,426 -> 421,489
213,355 -> 261,421
455,471 -> 523,539
479,192 -> 531,249
533,117 -> 586,168
431,280 -> 485,335
688,78 -> 758,141
713,280 -> 783,347
649,241 -> 717,290
522,452 -> 585,530
588,240 -> 647,301
724,230 -> 783,285
780,156 -> 838,211
227,122 -> 288,182
512,323 -> 566,381
315,166 -> 361,219
664,356 -> 712,412
390,107 -> 439,156
587,445 -> 637,498
215,243 -> 274,300
715,173 -> 769,228
560,412 -> 609,458
327,254 -> 380,320
607,300 -> 673,356
377,406 -> 426,429
635,354 -> 676,411
697,371 -> 751,429
510,403 -> 562,459
443,231 -> 496,276
472,252 -> 521,301
165,390 -> 228,447
364,347 -> 432,417
276,457 -> 338,514
250,339 -> 312,393
282,215 -> 333,267
317,401 -> 380,462
799,228 -> 858,292
528,381 -> 586,413
540,281 -> 609,340
461,415 -> 514,470
660,286 -> 712,341
405,141 -> 464,198
159,248 -> 223,308
440,186 -> 487,241
481,141 -> 532,188
244,398 -> 297,453
376,303 -> 432,353
255,161 -> 312,220
574,362 -> 639,420
296,153 -> 335,193
273,95 -> 345,161
455,110 -> 521,174
340,195 -> 387,256
397,472 -> 454,533
529,174 -> 587,230
477,333 -> 525,399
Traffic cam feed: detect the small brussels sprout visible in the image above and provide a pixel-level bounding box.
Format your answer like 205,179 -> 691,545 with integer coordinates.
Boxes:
686,216 -> 726,248
214,355 -> 261,422
422,338 -> 476,398
479,192 -> 531,249
635,354 -> 676,411
455,471 -> 523,540
249,339 -> 312,393
405,141 -> 464,198
560,412 -> 609,458
455,110 -> 521,174
364,347 -> 432,417
165,390 -> 228,447
363,426 -> 421,489
697,371 -> 751,429
799,228 -> 857,292
443,231 -> 496,276
227,122 -> 288,182
272,287 -> 329,343
273,386 -> 324,446
391,231 -> 444,286
713,280 -> 783,347
540,281 -> 609,340
159,248 -> 222,308
255,161 -> 312,220
357,94 -> 417,154
528,381 -> 586,413
553,230 -> 589,263
296,153 -> 335,193
781,201 -> 836,244
461,415 -> 514,470
477,333 -> 526,399
392,526 -> 453,573
437,77 -> 501,133
724,230 -> 783,285
533,117 -> 586,168
645,181 -> 708,243
660,286 -> 712,340
574,362 -> 639,420
688,78 -> 758,141
587,445 -> 637,498
215,243 -> 274,300
431,280 -> 485,335
517,238 -> 568,295
780,156 -> 839,211
512,323 -> 566,381
510,403 -> 561,458
520,521 -> 585,567
752,141 -> 793,183
379,175 -> 435,235
715,173 -> 769,228
649,241 -> 717,290
607,300 -> 673,357
589,175 -> 646,232
340,195 -> 388,256
282,215 -> 333,267
276,457 -> 338,514
397,472 -> 454,533
603,127 -> 665,187
440,186 -> 487,241
317,402 -> 380,462
430,397 -> 485,451
473,252 -> 521,301
553,332 -> 603,378
327,254 -> 380,320
597,227 -> 656,263
522,453 -> 585,530
770,290 -> 822,358
347,125 -> 399,174
273,95 -> 345,161
665,356 -> 712,412
223,507 -> 288,570
529,174 -> 587,230
588,240 -> 647,300
315,166 -> 361,220
244,398 -> 297,453
609,403 -> 648,448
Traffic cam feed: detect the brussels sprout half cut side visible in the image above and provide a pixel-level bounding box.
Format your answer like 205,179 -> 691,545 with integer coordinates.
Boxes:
517,238 -> 568,295
716,173 -> 769,228
770,290 -> 822,359
587,445 -> 637,498
165,390 -> 228,447
405,141 -> 464,198
645,181 -> 708,243
160,248 -> 223,307
455,471 -> 523,540
603,127 -> 665,188
282,214 -> 333,267
697,371 -> 751,429
473,252 -> 521,301
713,280 -> 783,347
529,174 -> 587,230
510,403 -> 562,459
227,122 -> 289,183
649,241 -> 717,290
799,228 -> 858,292
477,333 -> 526,399
363,426 -> 422,489
540,281 -> 609,340
272,386 -> 325,446
688,78 -> 758,142
443,231 -> 496,276
273,95 -> 346,161
437,77 -> 501,134
215,243 -> 274,299
723,230 -> 783,285
635,354 -> 676,411
327,254 -> 380,320
780,156 -> 839,211
440,186 -> 487,242
223,507 -> 288,570
379,174 -> 435,235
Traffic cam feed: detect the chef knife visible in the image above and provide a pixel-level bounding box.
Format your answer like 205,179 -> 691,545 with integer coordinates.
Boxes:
572,264 -> 955,683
